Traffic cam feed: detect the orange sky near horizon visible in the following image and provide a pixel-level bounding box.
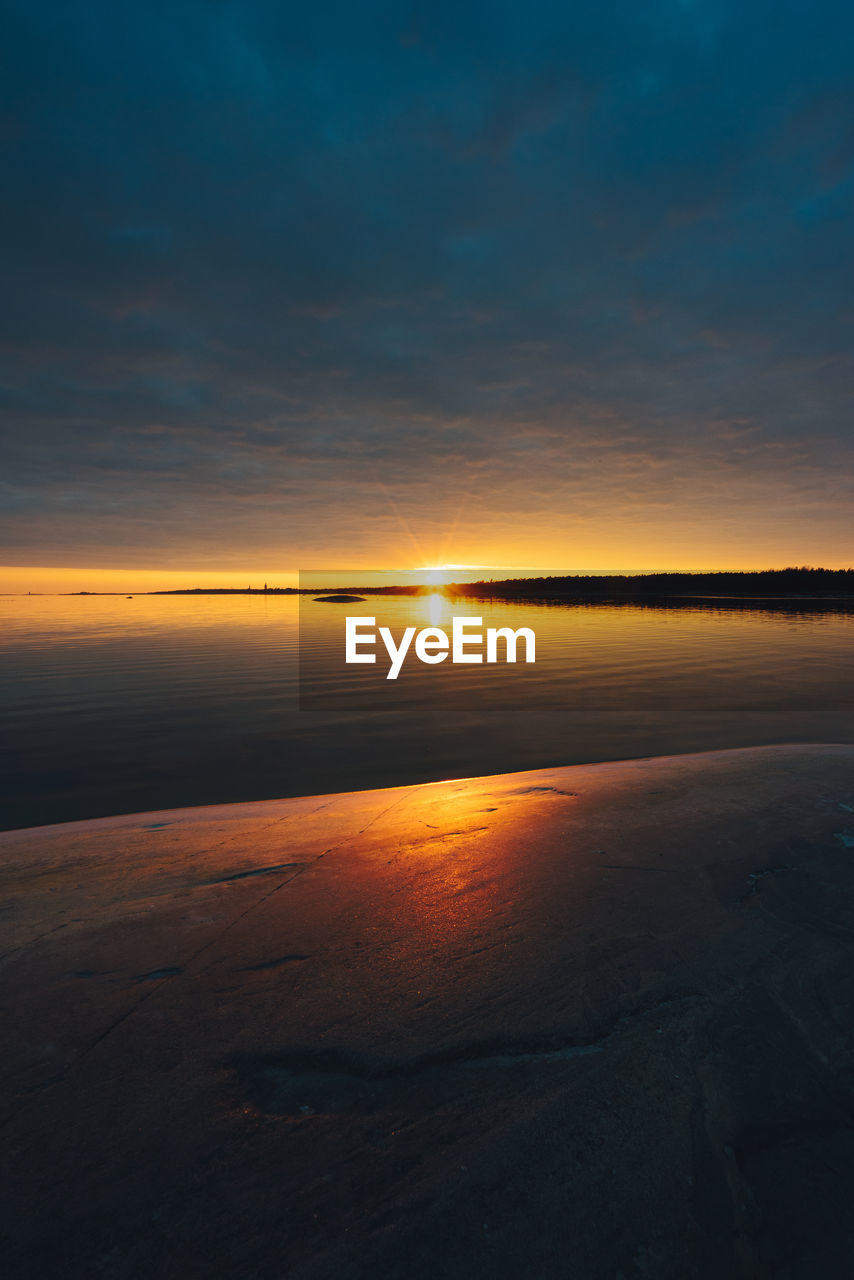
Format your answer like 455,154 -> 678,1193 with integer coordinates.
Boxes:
3,555 -> 853,595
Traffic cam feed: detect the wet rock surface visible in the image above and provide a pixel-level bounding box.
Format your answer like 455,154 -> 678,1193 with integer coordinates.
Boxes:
2,745 -> 854,1278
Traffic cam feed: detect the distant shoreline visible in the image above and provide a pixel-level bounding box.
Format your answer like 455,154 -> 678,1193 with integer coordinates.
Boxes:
50,567 -> 854,603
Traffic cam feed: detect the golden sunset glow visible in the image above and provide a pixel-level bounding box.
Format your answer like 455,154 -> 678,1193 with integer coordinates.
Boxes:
8,546 -> 854,597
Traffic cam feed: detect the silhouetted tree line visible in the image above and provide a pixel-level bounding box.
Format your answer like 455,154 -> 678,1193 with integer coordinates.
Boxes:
446,568 -> 854,600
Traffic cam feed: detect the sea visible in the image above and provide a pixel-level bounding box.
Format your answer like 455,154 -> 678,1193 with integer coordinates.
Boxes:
2,591 -> 853,830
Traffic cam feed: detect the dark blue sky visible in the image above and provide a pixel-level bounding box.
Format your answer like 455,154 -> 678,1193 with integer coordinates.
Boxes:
2,0 -> 853,571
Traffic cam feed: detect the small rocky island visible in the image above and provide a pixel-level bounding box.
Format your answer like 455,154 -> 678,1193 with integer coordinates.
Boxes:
313,594 -> 366,602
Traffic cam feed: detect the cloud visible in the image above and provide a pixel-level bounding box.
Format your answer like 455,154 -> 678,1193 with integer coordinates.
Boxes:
1,0 -> 854,567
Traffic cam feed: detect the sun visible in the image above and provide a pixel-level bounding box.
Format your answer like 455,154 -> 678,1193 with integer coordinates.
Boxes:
419,565 -> 456,587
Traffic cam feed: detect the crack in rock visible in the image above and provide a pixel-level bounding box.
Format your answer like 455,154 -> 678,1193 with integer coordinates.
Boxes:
509,786 -> 577,796
230,995 -> 699,1118
204,862 -> 307,885
237,954 -> 310,972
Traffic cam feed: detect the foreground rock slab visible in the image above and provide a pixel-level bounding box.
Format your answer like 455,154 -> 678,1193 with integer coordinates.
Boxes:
3,745 -> 854,1279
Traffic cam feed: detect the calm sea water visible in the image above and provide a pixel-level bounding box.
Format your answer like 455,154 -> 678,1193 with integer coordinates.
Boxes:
2,592 -> 853,830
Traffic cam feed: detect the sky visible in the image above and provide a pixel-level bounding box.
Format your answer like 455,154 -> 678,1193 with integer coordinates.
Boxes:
2,0 -> 854,590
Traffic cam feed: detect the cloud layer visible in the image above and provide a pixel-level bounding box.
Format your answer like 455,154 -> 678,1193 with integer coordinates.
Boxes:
2,0 -> 853,568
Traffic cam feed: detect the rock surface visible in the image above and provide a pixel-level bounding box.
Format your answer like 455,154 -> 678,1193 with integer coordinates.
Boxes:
3,745 -> 854,1278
